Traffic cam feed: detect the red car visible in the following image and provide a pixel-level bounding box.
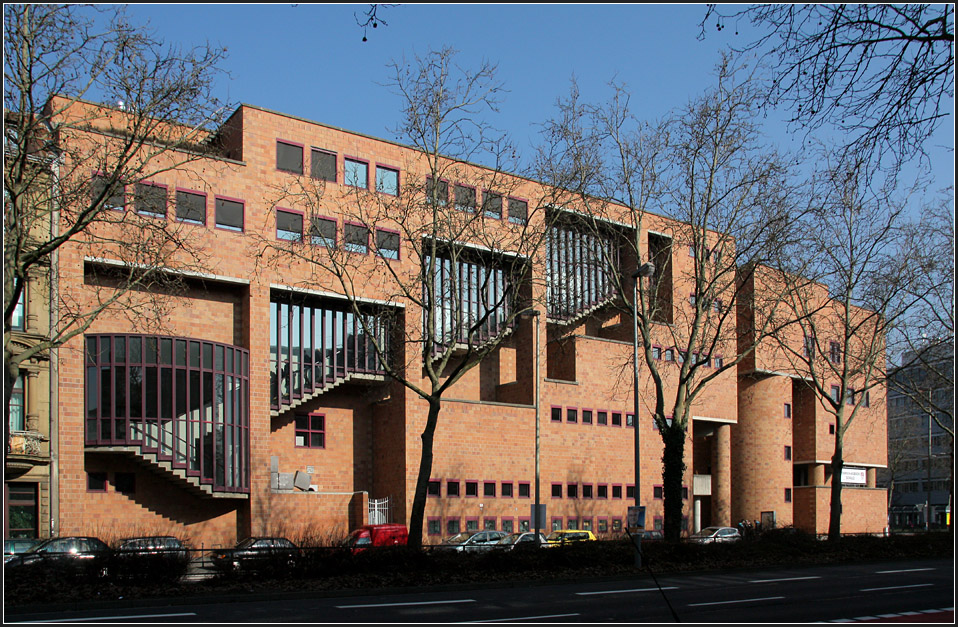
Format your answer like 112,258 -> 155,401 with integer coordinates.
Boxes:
343,524 -> 408,554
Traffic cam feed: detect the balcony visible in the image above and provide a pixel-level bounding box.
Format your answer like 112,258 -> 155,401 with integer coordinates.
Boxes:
83,334 -> 250,497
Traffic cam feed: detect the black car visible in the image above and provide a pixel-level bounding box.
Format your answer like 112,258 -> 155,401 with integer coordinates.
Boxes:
4,537 -> 40,559
4,536 -> 112,577
209,537 -> 300,573
113,535 -> 191,580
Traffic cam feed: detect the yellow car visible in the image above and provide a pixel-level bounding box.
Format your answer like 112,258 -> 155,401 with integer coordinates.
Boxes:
545,529 -> 597,545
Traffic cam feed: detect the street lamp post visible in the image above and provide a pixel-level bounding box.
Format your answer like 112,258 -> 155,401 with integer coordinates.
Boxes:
632,262 -> 655,569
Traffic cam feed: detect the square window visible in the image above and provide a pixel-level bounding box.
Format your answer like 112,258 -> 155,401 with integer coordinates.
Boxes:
567,408 -> 577,423
597,484 -> 608,499
582,409 -> 593,424
295,413 -> 325,448
427,518 -> 442,535
652,346 -> 662,360
277,141 -> 303,174
276,209 -> 304,241
582,484 -> 593,499
612,485 -> 622,499
311,149 -> 337,182
92,174 -> 125,210
482,191 -> 502,219
483,482 -> 496,498
134,182 -> 167,217
466,518 -> 479,532
447,519 -> 460,535
426,177 -> 448,206
653,485 -> 663,499
501,482 -> 513,498
484,518 -> 497,531
714,356 -> 724,369
376,229 -> 400,260
447,480 -> 460,497
612,412 -> 622,427
87,471 -> 107,492
551,483 -> 562,498
567,518 -> 578,530
454,184 -> 476,213
427,480 -> 441,496
612,518 -> 622,532
344,158 -> 368,188
830,385 -> 841,403
845,387 -> 855,406
518,482 -> 530,498
310,216 -> 337,247
465,481 -> 478,497
598,518 -> 608,533
344,223 -> 369,254
502,519 -> 514,533
215,197 -> 244,232
376,165 -> 399,196
551,406 -> 562,422
175,190 -> 206,224
626,485 -> 635,499
567,483 -> 578,499
664,348 -> 675,362
626,413 -> 635,428
597,411 -> 608,426
508,198 -> 527,224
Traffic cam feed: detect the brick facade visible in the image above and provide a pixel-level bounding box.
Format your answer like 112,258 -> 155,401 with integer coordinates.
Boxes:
45,99 -> 888,548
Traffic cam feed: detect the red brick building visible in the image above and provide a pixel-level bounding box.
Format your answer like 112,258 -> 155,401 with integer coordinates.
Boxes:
45,99 -> 888,548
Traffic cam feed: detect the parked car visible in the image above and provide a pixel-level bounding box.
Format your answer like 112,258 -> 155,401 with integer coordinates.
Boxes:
545,529 -> 597,545
436,530 -> 508,552
343,524 -> 408,554
635,529 -> 664,542
4,538 -> 40,560
494,531 -> 549,550
4,536 -> 112,576
209,537 -> 300,573
113,535 -> 190,579
688,526 -> 742,544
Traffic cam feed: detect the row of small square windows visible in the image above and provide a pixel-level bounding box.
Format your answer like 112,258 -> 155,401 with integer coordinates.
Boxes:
276,140 -> 530,223
426,517 -> 636,536
426,479 -> 689,501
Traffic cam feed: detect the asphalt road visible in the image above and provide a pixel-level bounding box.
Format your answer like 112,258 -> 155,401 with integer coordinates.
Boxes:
5,557 -> 953,623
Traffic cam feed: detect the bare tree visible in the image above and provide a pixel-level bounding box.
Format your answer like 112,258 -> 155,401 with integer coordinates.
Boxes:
700,4 -> 955,176
3,4 -> 229,445
533,58 -> 802,542
772,151 -> 918,541
252,47 -> 550,548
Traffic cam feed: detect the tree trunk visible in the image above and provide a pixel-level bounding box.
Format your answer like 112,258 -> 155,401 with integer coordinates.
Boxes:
407,397 -> 441,549
661,423 -> 687,543
828,444 -> 844,542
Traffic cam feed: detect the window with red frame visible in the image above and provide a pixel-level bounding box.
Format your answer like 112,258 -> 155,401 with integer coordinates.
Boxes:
295,413 -> 325,448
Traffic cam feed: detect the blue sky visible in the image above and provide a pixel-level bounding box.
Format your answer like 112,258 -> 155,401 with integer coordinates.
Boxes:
123,3 -> 953,194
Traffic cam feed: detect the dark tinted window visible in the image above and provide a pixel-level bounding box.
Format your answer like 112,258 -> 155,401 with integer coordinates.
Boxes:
135,183 -> 166,217
310,217 -> 336,247
176,190 -> 206,224
277,141 -> 303,174
215,198 -> 244,231
311,149 -> 337,182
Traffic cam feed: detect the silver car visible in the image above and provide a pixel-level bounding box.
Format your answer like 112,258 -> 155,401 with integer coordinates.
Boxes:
688,526 -> 742,544
437,530 -> 508,552
494,531 -> 548,550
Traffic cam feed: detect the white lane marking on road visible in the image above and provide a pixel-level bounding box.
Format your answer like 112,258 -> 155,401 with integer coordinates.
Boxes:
16,613 -> 197,623
461,614 -> 580,623
337,599 -> 476,609
875,568 -> 935,574
688,595 -> 785,607
860,583 -> 934,592
576,586 -> 679,595
749,576 -> 821,583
